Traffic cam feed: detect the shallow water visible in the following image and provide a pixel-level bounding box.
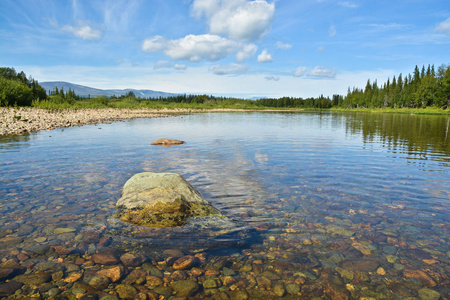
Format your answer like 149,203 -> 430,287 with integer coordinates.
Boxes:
0,112 -> 449,299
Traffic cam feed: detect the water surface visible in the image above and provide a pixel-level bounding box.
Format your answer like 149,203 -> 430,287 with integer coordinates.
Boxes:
0,112 -> 449,299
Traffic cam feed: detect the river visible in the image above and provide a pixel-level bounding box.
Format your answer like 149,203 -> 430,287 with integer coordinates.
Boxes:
0,112 -> 449,299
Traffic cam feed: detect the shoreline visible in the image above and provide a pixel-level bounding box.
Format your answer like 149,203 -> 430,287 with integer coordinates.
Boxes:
2,106 -> 447,136
0,107 -> 264,136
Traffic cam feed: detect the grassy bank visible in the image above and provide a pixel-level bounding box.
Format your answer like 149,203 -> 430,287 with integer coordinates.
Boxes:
32,97 -> 262,110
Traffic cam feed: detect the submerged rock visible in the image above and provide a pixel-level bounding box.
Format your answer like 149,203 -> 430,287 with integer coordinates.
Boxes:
115,172 -> 224,227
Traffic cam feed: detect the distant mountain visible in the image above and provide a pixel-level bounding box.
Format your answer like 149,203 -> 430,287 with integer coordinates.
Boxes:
247,96 -> 268,100
40,81 -> 178,98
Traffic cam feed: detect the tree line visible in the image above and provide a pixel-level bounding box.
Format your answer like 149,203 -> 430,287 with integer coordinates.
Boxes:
256,64 -> 450,109
0,67 -> 47,106
1,64 -> 449,109
342,64 -> 450,109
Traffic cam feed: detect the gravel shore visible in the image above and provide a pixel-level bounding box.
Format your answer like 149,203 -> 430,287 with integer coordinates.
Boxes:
0,107 -> 212,136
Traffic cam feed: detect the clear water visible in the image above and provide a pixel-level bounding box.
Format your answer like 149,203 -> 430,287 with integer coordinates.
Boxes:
0,112 -> 449,299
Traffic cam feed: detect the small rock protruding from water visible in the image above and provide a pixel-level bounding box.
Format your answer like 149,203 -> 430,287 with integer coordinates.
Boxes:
151,138 -> 185,147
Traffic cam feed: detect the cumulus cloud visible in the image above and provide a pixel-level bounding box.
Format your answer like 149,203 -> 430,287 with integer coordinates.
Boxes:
257,49 -> 273,62
142,35 -> 168,52
293,66 -> 308,77
143,1 -> 271,62
329,25 -> 337,37
62,23 -> 102,40
265,75 -> 280,81
236,44 -> 258,62
143,34 -> 245,62
191,0 -> 275,41
435,17 -> 450,35
309,66 -> 336,78
209,63 -> 248,75
190,0 -> 221,19
276,41 -> 292,50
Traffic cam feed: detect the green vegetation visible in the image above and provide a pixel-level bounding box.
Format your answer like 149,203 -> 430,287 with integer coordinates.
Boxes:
33,93 -> 264,110
342,64 -> 450,109
1,64 -> 450,114
0,67 -> 47,106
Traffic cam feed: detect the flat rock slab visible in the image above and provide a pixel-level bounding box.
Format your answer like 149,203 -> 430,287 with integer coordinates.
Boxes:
115,172 -> 224,227
151,138 -> 185,147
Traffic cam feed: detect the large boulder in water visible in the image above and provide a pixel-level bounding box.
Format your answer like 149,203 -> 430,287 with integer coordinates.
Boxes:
115,172 -> 224,227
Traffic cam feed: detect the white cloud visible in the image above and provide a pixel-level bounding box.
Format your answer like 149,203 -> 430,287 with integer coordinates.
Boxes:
209,63 -> 248,75
265,75 -> 280,81
339,1 -> 358,8
142,35 -> 169,52
190,0 -> 221,19
276,41 -> 292,50
154,61 -> 187,70
329,25 -> 337,37
191,0 -> 275,41
257,49 -> 273,62
236,44 -> 258,62
143,34 -> 243,62
309,66 -> 336,78
317,46 -> 325,52
154,60 -> 174,69
174,64 -> 187,70
143,1 -> 272,63
62,24 -> 102,40
293,66 -> 308,77
435,17 -> 450,35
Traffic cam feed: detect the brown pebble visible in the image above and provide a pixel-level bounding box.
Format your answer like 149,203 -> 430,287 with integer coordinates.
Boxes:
146,275 -> 163,287
223,276 -> 236,286
170,270 -> 188,281
64,272 -> 83,283
92,253 -> 118,265
190,268 -> 204,277
16,253 -> 29,261
194,253 -> 207,263
205,270 -> 220,276
403,269 -> 437,287
120,253 -> 144,267
97,266 -> 124,282
173,255 -> 197,270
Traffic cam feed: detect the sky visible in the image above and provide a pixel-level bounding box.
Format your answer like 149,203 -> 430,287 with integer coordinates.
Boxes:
0,0 -> 449,99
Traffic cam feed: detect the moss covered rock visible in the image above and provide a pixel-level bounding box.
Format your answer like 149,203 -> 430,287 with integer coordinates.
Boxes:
115,172 -> 224,227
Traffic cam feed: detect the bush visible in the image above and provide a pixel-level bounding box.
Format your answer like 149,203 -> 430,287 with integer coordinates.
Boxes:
0,77 -> 33,106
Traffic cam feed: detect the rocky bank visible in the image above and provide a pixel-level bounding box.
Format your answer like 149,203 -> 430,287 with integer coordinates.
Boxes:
0,107 -> 181,135
0,107 -> 258,136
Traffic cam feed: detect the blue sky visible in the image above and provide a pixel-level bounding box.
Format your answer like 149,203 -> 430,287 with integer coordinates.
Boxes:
1,0 -> 449,98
